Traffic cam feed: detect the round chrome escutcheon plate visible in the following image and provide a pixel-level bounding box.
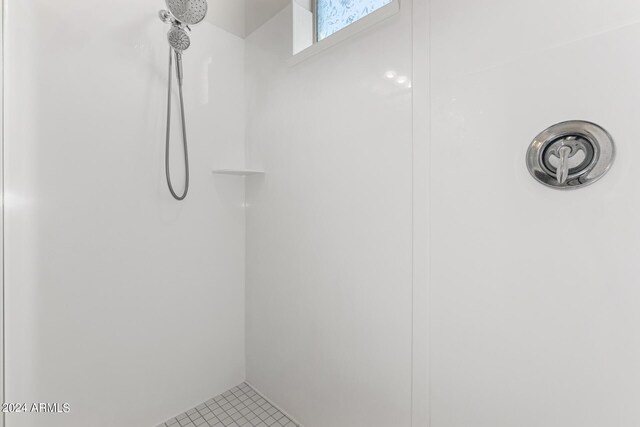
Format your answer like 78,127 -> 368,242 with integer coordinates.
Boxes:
526,121 -> 615,190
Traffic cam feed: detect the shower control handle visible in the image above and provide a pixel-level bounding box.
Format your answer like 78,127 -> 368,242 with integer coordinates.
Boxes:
557,145 -> 571,184
526,121 -> 615,190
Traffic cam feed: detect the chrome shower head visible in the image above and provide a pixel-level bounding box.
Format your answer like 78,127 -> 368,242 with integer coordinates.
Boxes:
165,0 -> 208,26
167,27 -> 191,52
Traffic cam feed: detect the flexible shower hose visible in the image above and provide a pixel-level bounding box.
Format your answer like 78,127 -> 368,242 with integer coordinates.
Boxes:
164,47 -> 190,201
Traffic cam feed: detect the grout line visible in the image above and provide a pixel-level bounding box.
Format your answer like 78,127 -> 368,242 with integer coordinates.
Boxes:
244,382 -> 303,427
159,382 -> 301,427
236,383 -> 294,427
219,383 -> 299,427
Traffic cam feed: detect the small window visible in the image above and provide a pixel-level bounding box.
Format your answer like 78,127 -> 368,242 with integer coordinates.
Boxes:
292,0 -> 400,60
316,0 -> 393,41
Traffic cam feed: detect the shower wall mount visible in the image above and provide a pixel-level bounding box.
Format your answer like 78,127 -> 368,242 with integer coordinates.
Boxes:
526,121 -> 615,190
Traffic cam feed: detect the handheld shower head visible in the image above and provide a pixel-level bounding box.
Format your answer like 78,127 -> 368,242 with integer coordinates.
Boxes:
167,27 -> 191,52
167,27 -> 190,86
165,0 -> 208,26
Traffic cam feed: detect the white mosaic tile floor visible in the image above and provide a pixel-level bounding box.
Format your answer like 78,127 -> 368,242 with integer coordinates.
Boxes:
157,383 -> 300,427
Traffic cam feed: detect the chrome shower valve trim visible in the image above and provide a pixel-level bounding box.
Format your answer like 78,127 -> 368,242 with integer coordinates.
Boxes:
526,120 -> 615,190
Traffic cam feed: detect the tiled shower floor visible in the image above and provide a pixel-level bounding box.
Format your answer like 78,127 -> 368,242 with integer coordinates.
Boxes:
157,383 -> 300,427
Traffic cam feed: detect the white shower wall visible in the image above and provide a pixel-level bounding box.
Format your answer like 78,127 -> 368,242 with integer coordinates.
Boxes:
5,1 -> 247,426
429,0 -> 640,426
244,4 -> 414,427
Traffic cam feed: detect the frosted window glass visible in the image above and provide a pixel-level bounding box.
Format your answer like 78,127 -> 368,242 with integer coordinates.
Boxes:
316,0 -> 393,41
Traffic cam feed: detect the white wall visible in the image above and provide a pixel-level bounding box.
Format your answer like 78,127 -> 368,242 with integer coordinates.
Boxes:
205,0 -> 290,38
244,4 -> 414,427
4,1 -> 247,426
244,0 -> 290,37
411,1 -> 430,426
429,0 -> 640,426
206,0 -> 246,37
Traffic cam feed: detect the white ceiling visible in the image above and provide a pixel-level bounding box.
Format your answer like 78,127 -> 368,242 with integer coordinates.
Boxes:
204,0 -> 290,38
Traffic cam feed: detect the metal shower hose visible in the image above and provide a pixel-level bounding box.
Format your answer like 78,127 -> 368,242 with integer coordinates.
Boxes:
164,47 -> 189,201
